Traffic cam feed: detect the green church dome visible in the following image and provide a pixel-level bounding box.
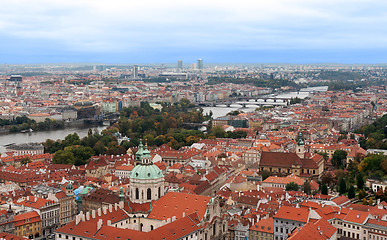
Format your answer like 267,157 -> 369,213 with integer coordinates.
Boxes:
66,182 -> 73,189
130,164 -> 163,180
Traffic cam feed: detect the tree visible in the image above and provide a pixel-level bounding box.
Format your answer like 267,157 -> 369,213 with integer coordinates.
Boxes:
381,159 -> 387,174
186,135 -> 200,145
321,183 -> 328,195
303,181 -> 311,194
348,185 -> 355,199
210,126 -> 227,138
261,170 -> 272,181
321,171 -> 337,187
356,174 -> 364,190
93,140 -> 106,155
359,154 -> 386,173
358,189 -> 367,200
363,198 -> 367,205
20,157 -> 32,165
53,150 -> 75,165
368,197 -> 373,206
286,182 -> 299,191
331,150 -> 347,168
339,178 -> 347,194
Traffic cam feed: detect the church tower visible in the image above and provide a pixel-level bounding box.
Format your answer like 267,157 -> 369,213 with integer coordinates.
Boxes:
296,132 -> 305,158
129,141 -> 164,204
66,181 -> 74,197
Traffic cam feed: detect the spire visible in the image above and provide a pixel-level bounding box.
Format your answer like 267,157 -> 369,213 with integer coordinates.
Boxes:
135,139 -> 144,165
141,141 -> 151,165
119,186 -> 125,202
297,132 -> 304,146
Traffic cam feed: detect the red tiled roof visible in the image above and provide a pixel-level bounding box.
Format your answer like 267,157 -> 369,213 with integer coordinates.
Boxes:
14,211 -> 41,227
274,206 -> 309,223
260,152 -> 301,168
249,217 -> 274,234
148,192 -> 210,221
288,218 -> 336,240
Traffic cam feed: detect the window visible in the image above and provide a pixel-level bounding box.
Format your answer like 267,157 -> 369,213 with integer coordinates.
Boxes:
147,188 -> 151,200
136,188 -> 139,199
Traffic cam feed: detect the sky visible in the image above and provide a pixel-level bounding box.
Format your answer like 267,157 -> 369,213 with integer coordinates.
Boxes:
1,0 -> 387,64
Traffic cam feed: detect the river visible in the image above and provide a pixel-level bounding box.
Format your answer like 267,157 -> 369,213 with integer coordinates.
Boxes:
0,86 -> 328,155
202,86 -> 328,118
0,125 -> 107,156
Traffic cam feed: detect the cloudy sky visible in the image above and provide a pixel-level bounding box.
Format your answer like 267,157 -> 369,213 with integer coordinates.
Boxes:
1,0 -> 387,64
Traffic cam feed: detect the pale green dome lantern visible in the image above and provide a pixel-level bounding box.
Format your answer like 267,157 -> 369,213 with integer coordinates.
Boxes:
297,132 -> 304,146
135,140 -> 144,164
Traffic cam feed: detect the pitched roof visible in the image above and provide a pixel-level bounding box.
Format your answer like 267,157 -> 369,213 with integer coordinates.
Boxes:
288,218 -> 336,240
274,206 -> 309,223
14,211 -> 41,227
260,152 -> 301,168
148,192 -> 210,221
249,217 -> 274,233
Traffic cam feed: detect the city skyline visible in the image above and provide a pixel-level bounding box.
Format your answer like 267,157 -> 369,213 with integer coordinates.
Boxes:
1,0 -> 387,64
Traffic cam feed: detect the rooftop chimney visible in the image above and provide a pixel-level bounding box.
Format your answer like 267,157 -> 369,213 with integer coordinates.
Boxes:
107,220 -> 111,226
109,205 -> 113,213
97,219 -> 103,230
103,207 -> 107,215
92,210 -> 96,219
114,203 -> 118,211
97,208 -> 101,217
86,212 -> 90,221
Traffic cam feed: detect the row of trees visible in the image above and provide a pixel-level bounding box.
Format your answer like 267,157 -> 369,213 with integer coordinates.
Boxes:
116,100 -> 249,149
285,181 -> 312,194
44,99 -> 253,165
8,118 -> 65,133
356,114 -> 387,150
45,128 -> 126,166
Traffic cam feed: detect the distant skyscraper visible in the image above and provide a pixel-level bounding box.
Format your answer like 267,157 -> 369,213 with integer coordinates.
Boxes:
177,60 -> 183,72
191,63 -> 197,70
133,65 -> 139,78
197,58 -> 203,70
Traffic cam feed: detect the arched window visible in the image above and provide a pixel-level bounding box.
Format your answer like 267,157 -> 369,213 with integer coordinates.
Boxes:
142,190 -> 144,200
147,188 -> 151,200
136,188 -> 139,199
158,187 -> 161,198
140,223 -> 143,232
150,225 -> 154,231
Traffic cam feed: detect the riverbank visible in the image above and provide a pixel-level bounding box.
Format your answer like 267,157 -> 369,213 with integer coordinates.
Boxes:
0,119 -> 95,135
0,124 -> 107,156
